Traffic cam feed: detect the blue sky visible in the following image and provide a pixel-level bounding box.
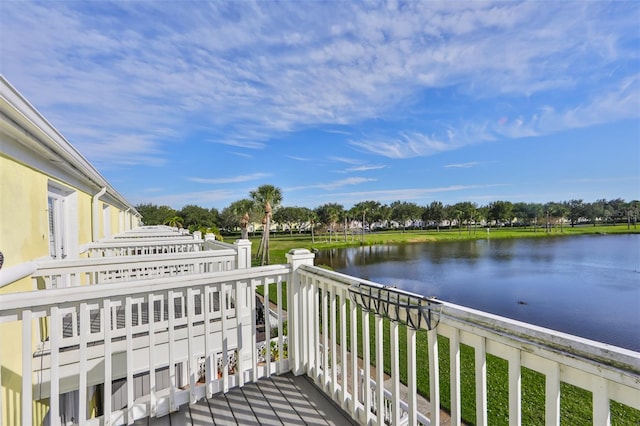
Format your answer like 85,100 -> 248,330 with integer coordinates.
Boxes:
1,1 -> 639,210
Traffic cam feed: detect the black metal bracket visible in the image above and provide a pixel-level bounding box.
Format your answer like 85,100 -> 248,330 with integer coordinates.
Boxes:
348,283 -> 442,330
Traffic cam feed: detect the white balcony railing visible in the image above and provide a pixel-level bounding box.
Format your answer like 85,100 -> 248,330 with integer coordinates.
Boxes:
294,262 -> 640,425
1,264 -> 291,425
84,235 -> 238,258
31,249 -> 239,289
0,249 -> 638,425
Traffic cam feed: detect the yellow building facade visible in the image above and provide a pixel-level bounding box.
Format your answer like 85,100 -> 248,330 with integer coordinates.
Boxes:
0,76 -> 140,424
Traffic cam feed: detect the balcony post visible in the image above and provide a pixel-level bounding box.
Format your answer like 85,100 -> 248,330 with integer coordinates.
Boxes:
234,239 -> 252,269
286,248 -> 315,376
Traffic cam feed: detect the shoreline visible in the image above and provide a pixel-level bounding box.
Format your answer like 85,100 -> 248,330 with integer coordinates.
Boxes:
253,224 -> 639,264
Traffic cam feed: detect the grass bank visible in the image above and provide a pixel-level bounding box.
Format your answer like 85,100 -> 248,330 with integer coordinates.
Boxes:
245,224 -> 638,265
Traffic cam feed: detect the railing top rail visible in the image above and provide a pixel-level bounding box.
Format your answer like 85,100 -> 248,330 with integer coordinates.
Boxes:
84,239 -> 204,249
109,234 -> 194,240
206,240 -> 237,250
298,263 -> 640,375
1,264 -> 291,312
99,235 -> 196,242
32,249 -> 238,275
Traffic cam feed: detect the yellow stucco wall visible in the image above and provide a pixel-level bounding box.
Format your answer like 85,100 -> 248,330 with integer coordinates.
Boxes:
0,155 -> 50,270
78,192 -> 93,251
0,154 -> 98,425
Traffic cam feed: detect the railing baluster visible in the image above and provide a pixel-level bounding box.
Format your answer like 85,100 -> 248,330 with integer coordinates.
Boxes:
205,285 -> 214,397
545,359 -> 561,426
103,299 -> 112,425
125,297 -> 134,424
340,287 -> 348,409
250,280 -> 258,383
322,281 -> 329,390
264,280 -> 271,377
330,283 -> 337,398
375,314 -> 384,426
449,327 -> 461,426
147,293 -> 156,417
313,279 -> 321,383
187,288 -> 196,402
50,306 -> 60,425
221,284 -> 229,392
474,335 -> 487,426
407,327 -> 417,426
362,309 -> 371,424
79,303 -> 88,425
21,309 -> 32,426
390,320 -> 400,425
302,275 -> 310,376
168,290 -> 176,411
277,275 -> 283,374
427,327 -> 440,426
349,287 -> 359,419
507,345 -> 521,426
593,377 -> 610,425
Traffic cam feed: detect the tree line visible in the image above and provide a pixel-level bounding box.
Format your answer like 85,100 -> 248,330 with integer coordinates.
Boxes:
137,190 -> 639,240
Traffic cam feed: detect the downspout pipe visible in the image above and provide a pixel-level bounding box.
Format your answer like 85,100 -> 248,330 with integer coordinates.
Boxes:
125,208 -> 131,232
92,187 -> 107,242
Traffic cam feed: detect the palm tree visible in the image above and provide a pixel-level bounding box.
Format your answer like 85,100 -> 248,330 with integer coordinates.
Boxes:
164,215 -> 183,229
250,185 -> 282,265
232,199 -> 255,239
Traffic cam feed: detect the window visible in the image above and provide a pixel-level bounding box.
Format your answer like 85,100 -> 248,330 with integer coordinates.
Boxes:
47,182 -> 78,260
48,191 -> 66,259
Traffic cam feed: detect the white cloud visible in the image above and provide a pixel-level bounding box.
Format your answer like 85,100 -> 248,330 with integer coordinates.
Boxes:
319,184 -> 509,205
444,162 -> 480,169
287,177 -> 376,192
345,164 -> 387,172
1,1 -> 637,166
187,173 -> 271,184
287,155 -> 310,161
139,189 -> 234,209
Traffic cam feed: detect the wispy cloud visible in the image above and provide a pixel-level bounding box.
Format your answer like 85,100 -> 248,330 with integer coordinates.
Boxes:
288,155 -> 310,161
444,162 -> 480,169
188,173 -> 270,184
345,164 -> 387,172
330,157 -> 363,165
138,189 -> 234,209
319,184 -> 509,205
3,1 -> 634,167
231,152 -> 253,159
287,177 -> 376,192
350,131 -> 471,159
561,176 -> 639,184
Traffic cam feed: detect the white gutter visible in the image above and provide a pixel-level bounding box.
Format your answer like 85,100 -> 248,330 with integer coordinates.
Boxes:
92,187 -> 107,241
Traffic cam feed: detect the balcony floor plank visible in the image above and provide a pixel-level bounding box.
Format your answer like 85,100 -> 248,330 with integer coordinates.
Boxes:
138,373 -> 356,425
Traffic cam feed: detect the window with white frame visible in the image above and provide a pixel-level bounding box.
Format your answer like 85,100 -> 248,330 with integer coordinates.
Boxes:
47,182 -> 78,260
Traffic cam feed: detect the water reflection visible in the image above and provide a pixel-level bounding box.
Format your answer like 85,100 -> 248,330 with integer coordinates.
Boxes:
315,234 -> 640,351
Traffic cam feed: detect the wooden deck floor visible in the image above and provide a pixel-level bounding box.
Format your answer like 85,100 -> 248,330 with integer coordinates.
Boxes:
134,373 -> 358,425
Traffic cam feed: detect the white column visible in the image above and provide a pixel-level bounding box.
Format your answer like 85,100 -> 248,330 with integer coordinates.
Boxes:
234,239 -> 252,269
285,249 -> 315,375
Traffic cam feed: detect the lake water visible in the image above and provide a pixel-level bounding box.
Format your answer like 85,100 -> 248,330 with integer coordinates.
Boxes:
315,234 -> 640,352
